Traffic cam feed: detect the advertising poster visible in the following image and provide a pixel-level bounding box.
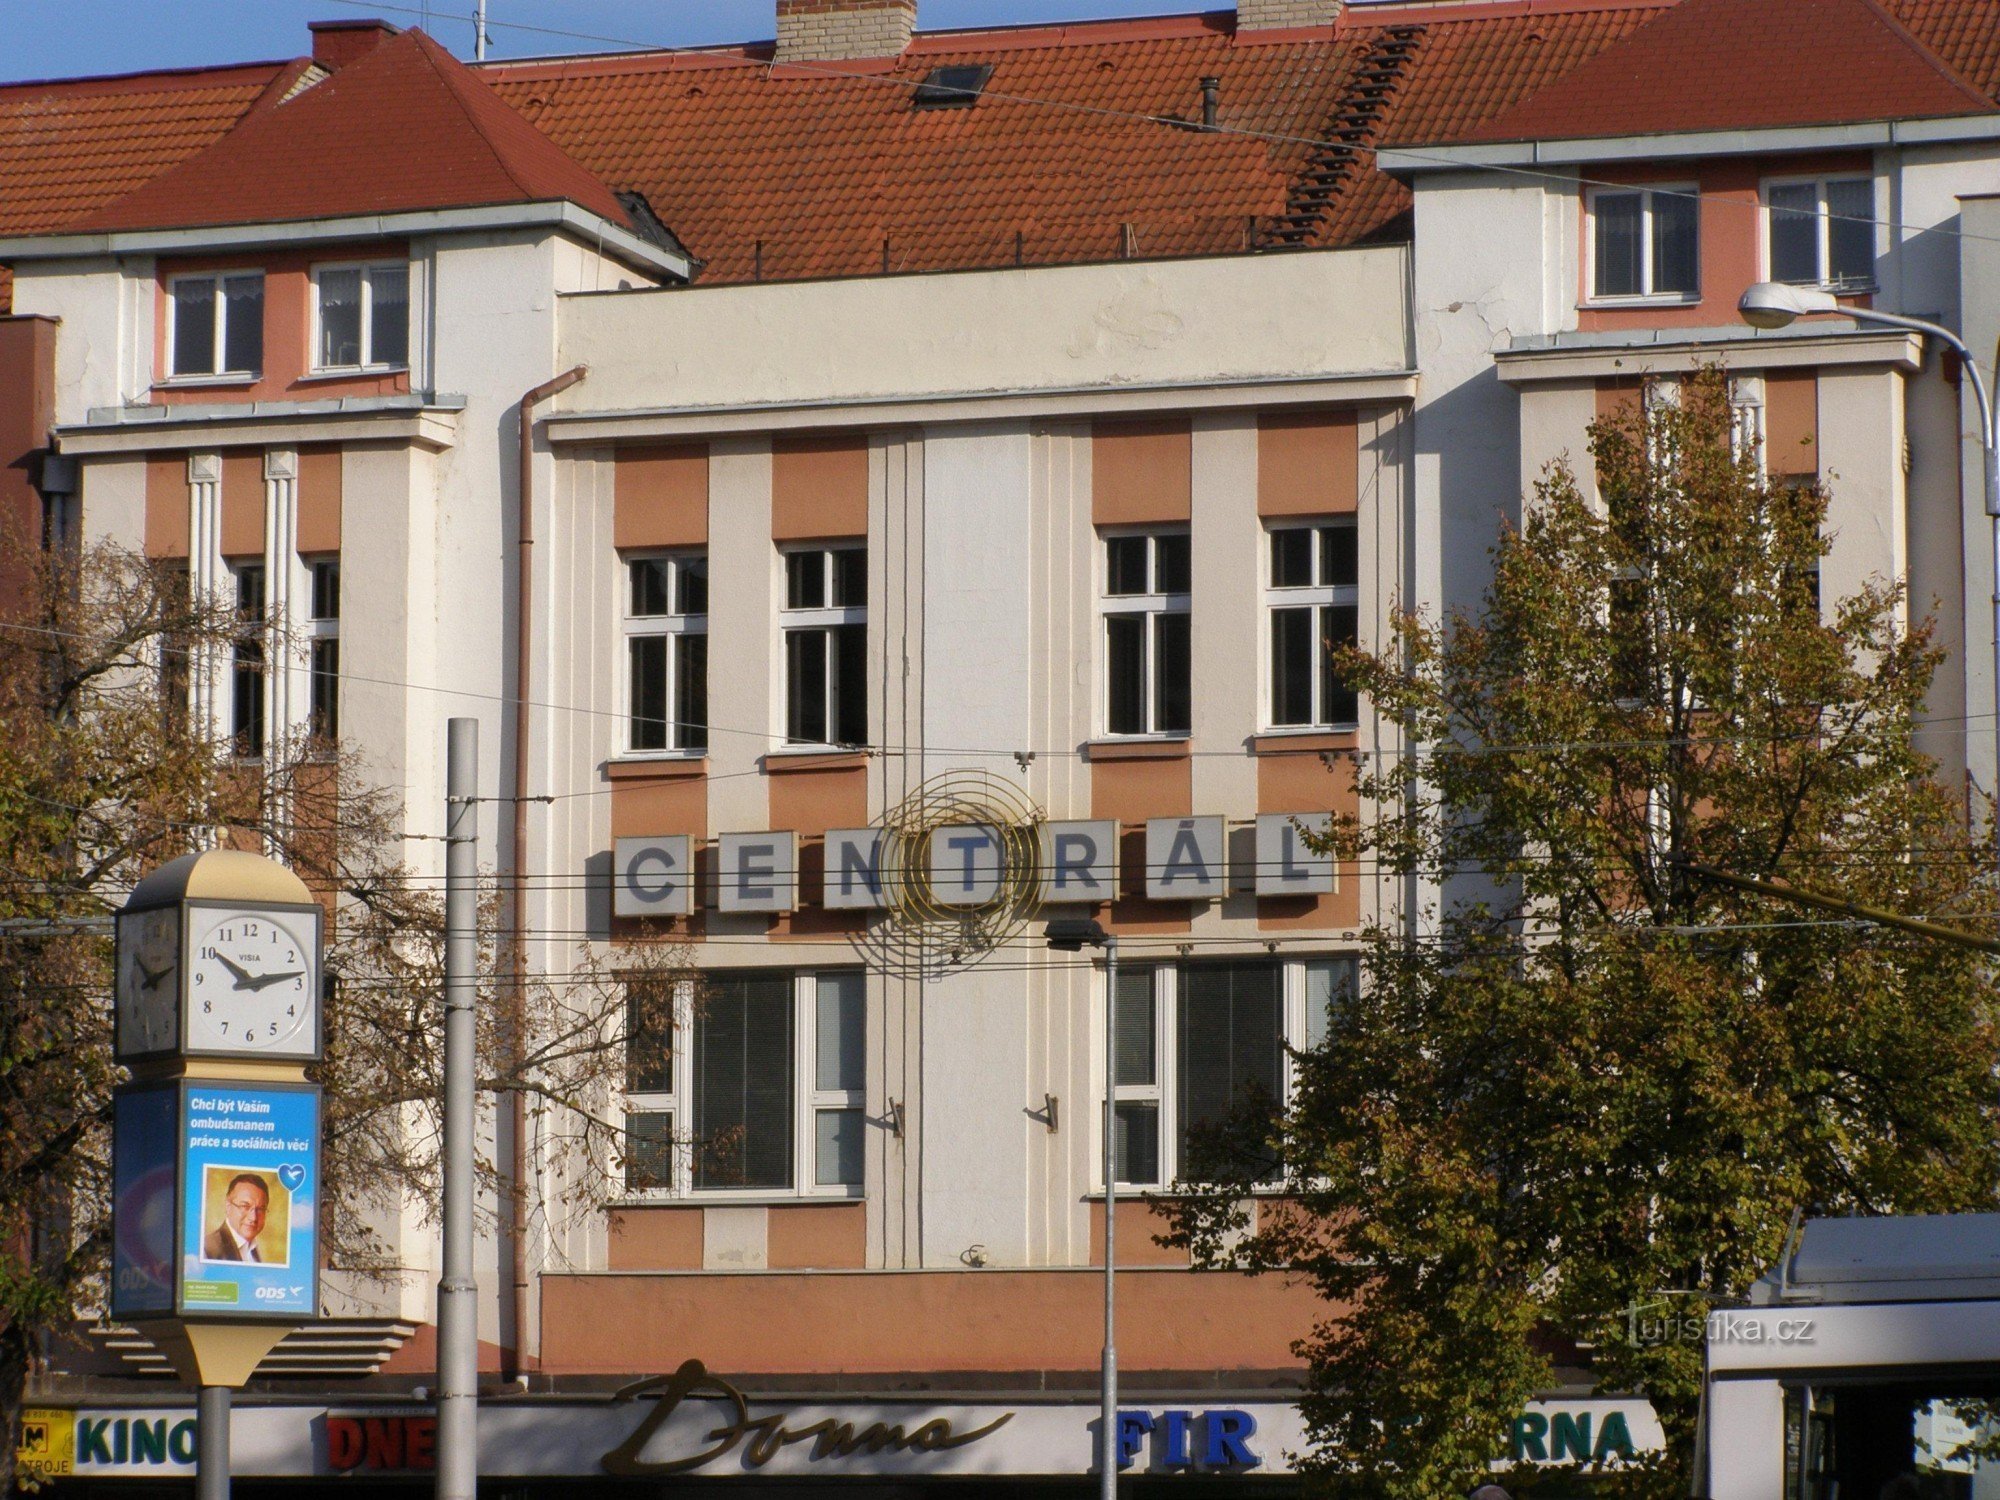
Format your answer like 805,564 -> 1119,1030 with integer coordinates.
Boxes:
110,1086 -> 178,1319
177,1083 -> 320,1318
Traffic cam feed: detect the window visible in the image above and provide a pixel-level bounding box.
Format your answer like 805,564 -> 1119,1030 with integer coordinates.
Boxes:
1766,177 -> 1875,291
229,563 -> 266,759
1103,530 -> 1190,736
1267,522 -> 1360,729
622,969 -> 865,1197
313,262 -> 410,370
159,562 -> 192,732
783,546 -> 866,747
169,273 -> 263,379
624,553 -> 708,753
308,558 -> 340,744
1110,956 -> 1355,1187
1588,187 -> 1698,300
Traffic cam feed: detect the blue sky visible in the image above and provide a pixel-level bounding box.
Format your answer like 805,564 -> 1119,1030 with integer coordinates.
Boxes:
8,1 -> 1218,82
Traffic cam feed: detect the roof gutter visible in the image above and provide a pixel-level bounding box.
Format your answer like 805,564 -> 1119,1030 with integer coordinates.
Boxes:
506,362 -> 586,1382
0,201 -> 689,281
1377,111 -> 2000,173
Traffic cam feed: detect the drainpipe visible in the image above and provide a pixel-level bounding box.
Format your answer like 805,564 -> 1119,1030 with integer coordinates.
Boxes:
506,364 -> 586,1381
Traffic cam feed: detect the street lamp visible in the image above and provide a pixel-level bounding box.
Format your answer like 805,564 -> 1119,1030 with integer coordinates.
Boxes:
1739,281 -> 2000,834
1045,916 -> 1120,1500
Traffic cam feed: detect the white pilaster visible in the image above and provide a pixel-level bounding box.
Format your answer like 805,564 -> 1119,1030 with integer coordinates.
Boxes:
187,452 -> 224,743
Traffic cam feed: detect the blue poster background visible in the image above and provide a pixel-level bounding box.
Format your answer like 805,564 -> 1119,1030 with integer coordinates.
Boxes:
177,1084 -> 320,1318
111,1086 -> 177,1318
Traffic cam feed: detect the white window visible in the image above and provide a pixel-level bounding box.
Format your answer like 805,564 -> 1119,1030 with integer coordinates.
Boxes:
622,969 -> 865,1198
782,545 -> 866,747
1266,521 -> 1360,729
1110,955 -> 1355,1188
1765,177 -> 1875,292
624,553 -> 708,753
308,558 -> 340,745
1103,530 -> 1190,736
230,562 -> 266,759
312,262 -> 410,371
1587,186 -> 1698,301
168,272 -> 264,378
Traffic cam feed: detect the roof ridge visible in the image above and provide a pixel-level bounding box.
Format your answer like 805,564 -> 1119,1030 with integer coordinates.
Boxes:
405,30 -> 541,205
1850,0 -> 1995,107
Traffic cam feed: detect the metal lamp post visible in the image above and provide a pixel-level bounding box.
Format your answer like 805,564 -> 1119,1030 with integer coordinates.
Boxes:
1739,281 -> 2000,837
1045,917 -> 1120,1500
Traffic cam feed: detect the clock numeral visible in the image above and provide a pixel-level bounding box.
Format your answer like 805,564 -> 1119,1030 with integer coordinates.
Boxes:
203,1000 -> 212,1013
219,1022 -> 230,1034
194,973 -> 205,987
201,946 -> 217,959
244,922 -> 259,938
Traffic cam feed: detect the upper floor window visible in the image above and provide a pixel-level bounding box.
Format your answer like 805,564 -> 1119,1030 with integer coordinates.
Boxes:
622,969 -> 865,1197
1766,177 -> 1874,292
169,273 -> 263,379
1111,956 -> 1355,1188
624,553 -> 708,753
1267,522 -> 1360,730
307,558 -> 340,745
1103,530 -> 1190,736
313,262 -> 409,371
783,546 -> 866,747
1588,186 -> 1698,301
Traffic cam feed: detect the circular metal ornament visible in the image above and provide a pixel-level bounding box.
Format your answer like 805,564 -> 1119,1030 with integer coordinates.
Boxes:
860,771 -> 1044,977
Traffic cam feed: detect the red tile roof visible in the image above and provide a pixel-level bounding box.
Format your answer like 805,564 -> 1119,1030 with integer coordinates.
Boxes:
1888,0 -> 2000,101
1458,0 -> 1994,144
73,29 -> 632,234
0,59 -> 292,310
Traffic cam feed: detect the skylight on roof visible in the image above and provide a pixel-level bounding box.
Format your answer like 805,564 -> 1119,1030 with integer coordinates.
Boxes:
912,65 -> 993,109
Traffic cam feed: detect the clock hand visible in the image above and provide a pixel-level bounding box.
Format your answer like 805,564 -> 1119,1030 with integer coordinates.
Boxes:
138,960 -> 174,991
215,953 -> 255,987
241,970 -> 305,992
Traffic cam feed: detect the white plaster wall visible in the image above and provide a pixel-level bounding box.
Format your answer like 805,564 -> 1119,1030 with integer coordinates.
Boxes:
1960,194 -> 2000,803
916,427 -> 1038,1268
558,247 -> 1411,414
1188,413 -> 1261,934
11,257 -> 143,418
1409,171 -> 1571,625
76,455 -> 145,549
1516,380 -> 1599,502
704,438 -> 776,841
1817,368 -> 1908,631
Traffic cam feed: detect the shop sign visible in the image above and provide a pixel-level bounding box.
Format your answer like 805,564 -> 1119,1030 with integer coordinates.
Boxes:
1508,1400 -> 1664,1466
15,1411 -> 199,1476
613,813 -> 1334,917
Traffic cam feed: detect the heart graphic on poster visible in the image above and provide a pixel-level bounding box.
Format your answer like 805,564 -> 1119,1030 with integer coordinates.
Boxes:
278,1163 -> 306,1192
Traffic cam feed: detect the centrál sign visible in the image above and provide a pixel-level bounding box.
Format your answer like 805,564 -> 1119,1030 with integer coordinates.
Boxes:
613,813 -> 1333,917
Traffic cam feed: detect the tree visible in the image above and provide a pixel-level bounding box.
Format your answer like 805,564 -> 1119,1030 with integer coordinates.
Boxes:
1165,370 -> 2000,1499
0,530 -> 686,1489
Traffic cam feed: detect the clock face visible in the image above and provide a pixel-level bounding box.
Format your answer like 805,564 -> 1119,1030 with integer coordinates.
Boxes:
187,905 -> 321,1056
115,906 -> 182,1058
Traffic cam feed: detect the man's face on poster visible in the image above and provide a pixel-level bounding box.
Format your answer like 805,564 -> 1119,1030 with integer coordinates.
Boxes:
225,1179 -> 268,1246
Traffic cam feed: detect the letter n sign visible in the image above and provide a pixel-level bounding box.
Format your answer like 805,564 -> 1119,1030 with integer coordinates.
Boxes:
615,836 -> 692,917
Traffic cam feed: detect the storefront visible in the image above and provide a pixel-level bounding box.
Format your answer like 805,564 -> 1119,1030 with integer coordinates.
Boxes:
20,1367 -> 1661,1495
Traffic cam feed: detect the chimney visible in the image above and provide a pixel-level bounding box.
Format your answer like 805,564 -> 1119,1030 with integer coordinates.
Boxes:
1236,0 -> 1341,29
309,18 -> 400,70
775,0 -> 916,63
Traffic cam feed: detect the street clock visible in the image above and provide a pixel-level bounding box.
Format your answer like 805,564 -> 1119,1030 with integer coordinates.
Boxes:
115,851 -> 324,1065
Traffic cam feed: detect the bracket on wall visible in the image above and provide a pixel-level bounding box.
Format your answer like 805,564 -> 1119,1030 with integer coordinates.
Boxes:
882,1099 -> 906,1139
1025,1093 -> 1059,1133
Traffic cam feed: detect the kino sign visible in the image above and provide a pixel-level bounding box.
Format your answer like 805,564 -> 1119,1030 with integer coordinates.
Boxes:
614,814 -> 1334,918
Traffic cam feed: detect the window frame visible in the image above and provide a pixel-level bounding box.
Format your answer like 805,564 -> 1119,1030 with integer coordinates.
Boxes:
309,260 -> 412,373
1099,526 -> 1192,739
1583,184 -> 1702,305
1263,519 -> 1361,732
620,968 -> 866,1203
1760,173 -> 1877,293
1104,954 -> 1356,1191
164,271 -> 265,382
780,543 -> 868,750
306,556 -> 340,747
229,560 -> 267,761
621,550 -> 709,757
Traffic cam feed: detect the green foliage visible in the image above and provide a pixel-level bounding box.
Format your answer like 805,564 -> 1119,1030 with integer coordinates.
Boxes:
1164,370 -> 2000,1500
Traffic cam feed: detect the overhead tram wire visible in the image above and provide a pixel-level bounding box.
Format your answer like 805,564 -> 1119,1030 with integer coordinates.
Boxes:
2,614 -> 1994,775
307,0 -> 2000,258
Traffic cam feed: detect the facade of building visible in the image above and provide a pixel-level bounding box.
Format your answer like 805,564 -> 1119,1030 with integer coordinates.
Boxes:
4,0 -> 1999,1489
